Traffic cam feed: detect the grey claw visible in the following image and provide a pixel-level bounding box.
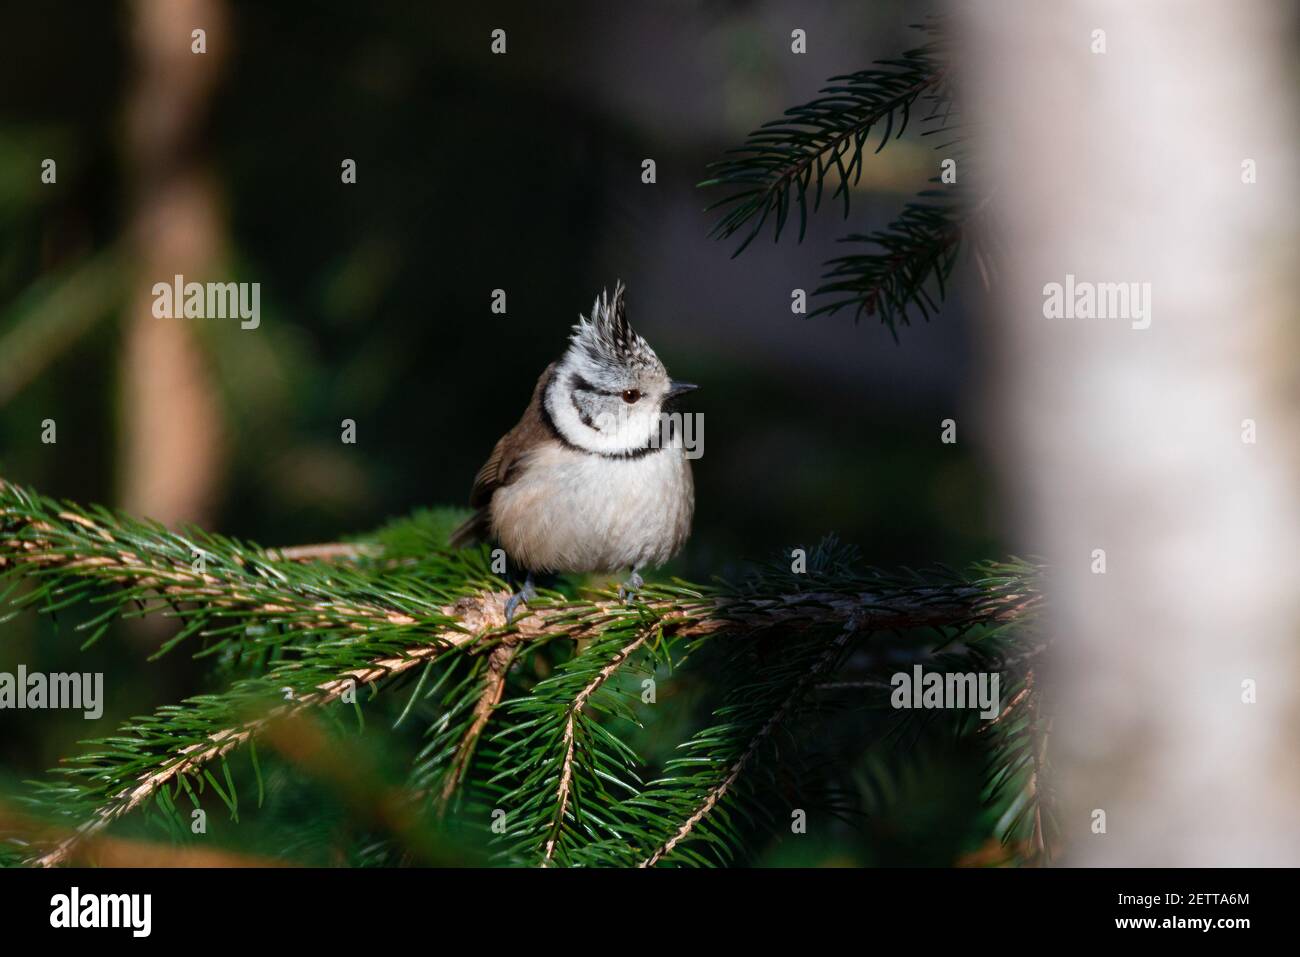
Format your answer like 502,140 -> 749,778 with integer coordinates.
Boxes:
618,569 -> 644,603
505,579 -> 537,624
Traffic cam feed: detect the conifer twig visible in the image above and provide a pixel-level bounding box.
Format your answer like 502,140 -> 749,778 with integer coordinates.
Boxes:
639,621 -> 856,867
266,542 -> 379,562
0,801 -> 284,868
30,635 -> 462,867
437,639 -> 520,815
543,629 -> 653,864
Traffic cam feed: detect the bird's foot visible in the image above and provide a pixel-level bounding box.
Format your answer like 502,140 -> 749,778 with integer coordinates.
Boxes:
617,569 -> 644,603
504,577 -> 537,625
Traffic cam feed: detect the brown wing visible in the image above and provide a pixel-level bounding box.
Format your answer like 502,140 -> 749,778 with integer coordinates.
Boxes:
449,363 -> 556,547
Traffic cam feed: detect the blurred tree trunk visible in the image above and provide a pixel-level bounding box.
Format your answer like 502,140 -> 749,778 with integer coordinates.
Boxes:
119,0 -> 229,528
964,1 -> 1300,864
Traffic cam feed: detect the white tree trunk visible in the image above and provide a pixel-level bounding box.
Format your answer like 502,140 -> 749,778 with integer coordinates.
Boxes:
962,0 -> 1300,864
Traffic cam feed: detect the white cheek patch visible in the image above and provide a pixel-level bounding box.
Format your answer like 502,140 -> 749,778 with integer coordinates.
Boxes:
592,406 -> 658,447
548,355 -> 669,454
552,392 -> 658,453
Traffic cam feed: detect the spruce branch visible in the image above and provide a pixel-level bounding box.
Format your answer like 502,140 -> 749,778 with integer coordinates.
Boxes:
981,668 -> 1056,862
27,632 -> 478,867
436,638 -> 520,816
620,550 -> 1043,867
701,25 -> 951,254
639,620 -> 857,867
266,542 -> 379,562
542,628 -> 653,864
702,18 -> 986,335
1,479 -> 1043,866
0,481 -> 469,652
811,193 -> 962,338
0,800 -> 283,867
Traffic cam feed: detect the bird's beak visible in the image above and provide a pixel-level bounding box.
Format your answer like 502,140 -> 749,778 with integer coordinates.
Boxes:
666,381 -> 700,399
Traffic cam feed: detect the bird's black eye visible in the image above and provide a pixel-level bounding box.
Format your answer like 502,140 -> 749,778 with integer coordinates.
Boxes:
621,389 -> 641,404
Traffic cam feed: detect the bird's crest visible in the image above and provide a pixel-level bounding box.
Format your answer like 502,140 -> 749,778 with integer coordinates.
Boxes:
568,281 -> 655,369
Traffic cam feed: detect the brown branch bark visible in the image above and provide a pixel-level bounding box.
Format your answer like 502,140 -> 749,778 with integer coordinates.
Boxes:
264,542 -> 379,562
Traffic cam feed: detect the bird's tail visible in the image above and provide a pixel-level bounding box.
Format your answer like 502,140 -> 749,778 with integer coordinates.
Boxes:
448,509 -> 490,549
